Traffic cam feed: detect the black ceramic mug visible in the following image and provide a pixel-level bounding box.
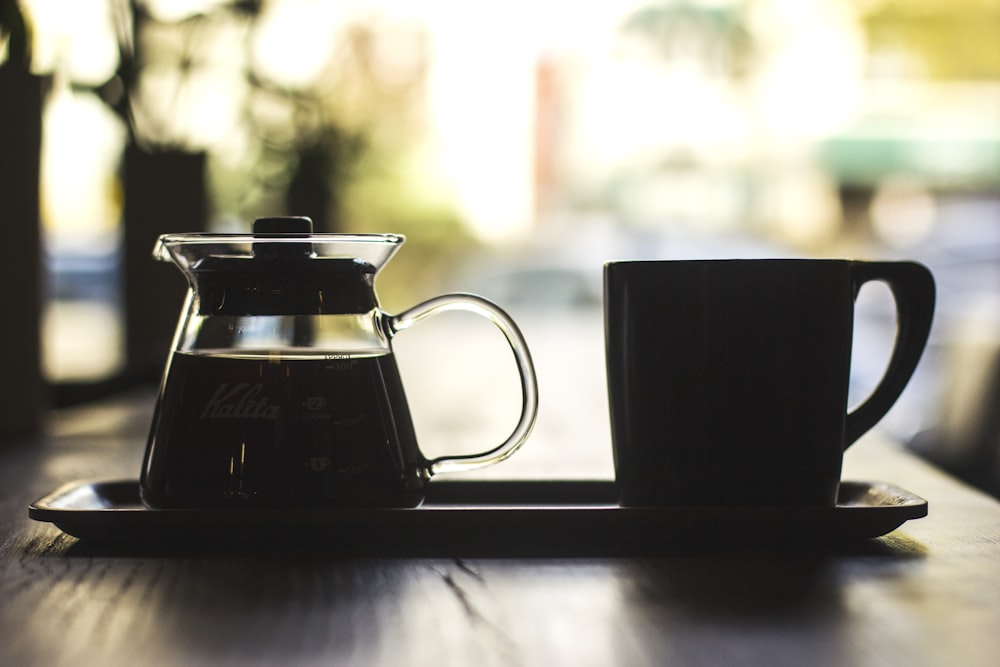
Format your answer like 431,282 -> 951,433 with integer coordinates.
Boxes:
604,259 -> 935,507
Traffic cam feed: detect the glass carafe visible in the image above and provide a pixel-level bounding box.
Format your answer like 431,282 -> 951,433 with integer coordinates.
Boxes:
140,217 -> 538,508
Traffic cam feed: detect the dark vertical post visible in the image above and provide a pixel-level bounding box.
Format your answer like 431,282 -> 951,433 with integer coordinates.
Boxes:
0,63 -> 45,439
121,146 -> 206,378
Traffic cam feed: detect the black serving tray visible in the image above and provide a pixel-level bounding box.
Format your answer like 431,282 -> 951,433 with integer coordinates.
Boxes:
28,479 -> 926,554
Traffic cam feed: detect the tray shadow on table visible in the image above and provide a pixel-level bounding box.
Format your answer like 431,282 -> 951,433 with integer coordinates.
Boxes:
55,524 -> 928,559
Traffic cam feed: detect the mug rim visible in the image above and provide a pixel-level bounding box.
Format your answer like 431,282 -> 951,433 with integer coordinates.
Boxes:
604,258 -> 851,269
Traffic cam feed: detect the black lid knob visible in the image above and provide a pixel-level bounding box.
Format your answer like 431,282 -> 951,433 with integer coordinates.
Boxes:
251,217 -> 313,260
252,216 -> 314,234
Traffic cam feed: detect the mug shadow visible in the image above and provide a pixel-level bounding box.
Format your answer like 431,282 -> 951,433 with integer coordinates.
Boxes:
613,531 -> 927,638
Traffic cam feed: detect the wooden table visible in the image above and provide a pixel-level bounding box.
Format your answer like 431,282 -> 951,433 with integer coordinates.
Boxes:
2,390 -> 998,667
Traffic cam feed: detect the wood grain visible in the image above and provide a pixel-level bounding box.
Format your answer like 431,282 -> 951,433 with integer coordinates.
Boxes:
2,392 -> 999,667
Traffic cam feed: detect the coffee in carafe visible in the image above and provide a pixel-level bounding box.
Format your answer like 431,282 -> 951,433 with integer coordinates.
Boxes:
144,351 -> 425,507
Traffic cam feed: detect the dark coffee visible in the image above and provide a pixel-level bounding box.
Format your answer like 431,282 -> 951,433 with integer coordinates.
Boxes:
140,351 -> 426,508
605,259 -> 935,508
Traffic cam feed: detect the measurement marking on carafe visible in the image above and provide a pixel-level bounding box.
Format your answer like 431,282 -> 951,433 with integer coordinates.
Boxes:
302,397 -> 328,411
305,457 -> 331,472
332,413 -> 366,426
324,358 -> 359,371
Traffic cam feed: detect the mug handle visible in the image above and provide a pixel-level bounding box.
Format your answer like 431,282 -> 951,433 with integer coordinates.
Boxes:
844,261 -> 935,448
386,294 -> 539,475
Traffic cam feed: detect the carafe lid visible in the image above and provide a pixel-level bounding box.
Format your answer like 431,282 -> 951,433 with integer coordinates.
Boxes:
153,217 -> 404,274
153,217 -> 405,315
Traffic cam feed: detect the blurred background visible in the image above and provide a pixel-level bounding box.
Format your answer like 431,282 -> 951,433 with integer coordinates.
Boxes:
2,0 -> 999,494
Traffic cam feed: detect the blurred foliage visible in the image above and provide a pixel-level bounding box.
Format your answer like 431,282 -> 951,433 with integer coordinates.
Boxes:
293,18 -> 475,304
621,1 -> 753,79
856,0 -> 1000,79
343,149 -> 476,309
210,12 -> 475,303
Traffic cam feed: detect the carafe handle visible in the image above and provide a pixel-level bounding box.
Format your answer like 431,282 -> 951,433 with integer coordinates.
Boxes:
386,294 -> 539,475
